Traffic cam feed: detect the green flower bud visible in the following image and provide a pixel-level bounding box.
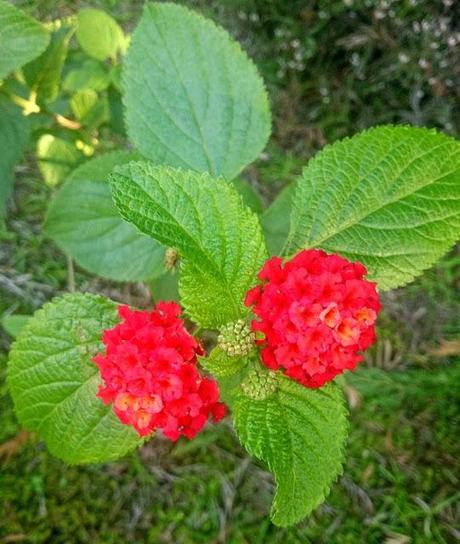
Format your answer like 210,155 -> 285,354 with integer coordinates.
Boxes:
241,368 -> 278,400
217,319 -> 255,357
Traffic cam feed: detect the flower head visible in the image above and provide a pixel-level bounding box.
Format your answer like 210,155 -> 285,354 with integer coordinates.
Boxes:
245,250 -> 380,388
93,302 -> 226,440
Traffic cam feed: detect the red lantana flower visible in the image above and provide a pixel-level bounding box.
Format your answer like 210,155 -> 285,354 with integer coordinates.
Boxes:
93,302 -> 226,440
245,249 -> 381,388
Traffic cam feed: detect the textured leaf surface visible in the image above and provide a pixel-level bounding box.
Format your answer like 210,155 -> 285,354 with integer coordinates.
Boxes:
37,134 -> 82,187
45,152 -> 165,282
7,293 -> 140,464
110,162 -> 268,327
124,2 -> 271,180
0,96 -> 30,214
285,126 -> 460,290
76,8 -> 125,61
0,0 -> 49,79
234,376 -> 348,526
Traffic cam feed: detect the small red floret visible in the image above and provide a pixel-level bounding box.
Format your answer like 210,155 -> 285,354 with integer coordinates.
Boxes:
245,249 -> 381,388
93,302 -> 226,440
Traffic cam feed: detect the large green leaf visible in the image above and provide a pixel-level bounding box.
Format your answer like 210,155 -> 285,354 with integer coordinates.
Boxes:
234,376 -> 348,527
76,8 -> 125,62
7,293 -> 141,464
0,0 -> 49,80
285,126 -> 460,290
110,162 -> 268,327
0,95 -> 30,215
45,152 -> 165,282
123,3 -> 271,180
23,24 -> 74,102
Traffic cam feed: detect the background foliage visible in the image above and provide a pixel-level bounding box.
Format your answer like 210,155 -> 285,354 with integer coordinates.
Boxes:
1,0 -> 459,542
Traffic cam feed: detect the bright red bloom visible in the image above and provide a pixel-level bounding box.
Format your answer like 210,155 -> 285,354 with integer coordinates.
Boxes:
93,302 -> 226,440
245,250 -> 380,388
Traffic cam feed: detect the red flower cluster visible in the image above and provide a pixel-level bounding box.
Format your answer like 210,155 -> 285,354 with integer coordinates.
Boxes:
93,303 -> 226,440
245,249 -> 380,388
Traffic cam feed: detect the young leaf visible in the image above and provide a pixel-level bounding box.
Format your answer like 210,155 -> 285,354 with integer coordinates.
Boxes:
23,24 -> 74,102
0,0 -> 49,80
37,134 -> 82,187
70,89 -> 110,130
234,376 -> 349,527
199,347 -> 250,405
0,96 -> 30,215
110,162 -> 268,327
123,3 -> 271,180
63,59 -> 111,93
45,151 -> 165,282
7,293 -> 141,464
76,8 -> 125,62
285,126 -> 460,290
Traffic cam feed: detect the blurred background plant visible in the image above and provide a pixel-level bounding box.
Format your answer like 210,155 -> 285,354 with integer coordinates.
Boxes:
0,0 -> 459,542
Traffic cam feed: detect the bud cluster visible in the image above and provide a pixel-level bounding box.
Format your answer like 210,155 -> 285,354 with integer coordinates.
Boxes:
241,368 -> 278,400
218,319 -> 255,357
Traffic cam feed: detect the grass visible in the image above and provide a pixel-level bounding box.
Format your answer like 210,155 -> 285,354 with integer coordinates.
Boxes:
1,1 -> 460,542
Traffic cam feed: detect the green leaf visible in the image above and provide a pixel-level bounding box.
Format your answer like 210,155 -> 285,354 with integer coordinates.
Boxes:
23,24 -> 74,102
149,271 -> 179,303
234,376 -> 348,526
2,314 -> 30,338
76,8 -> 125,61
232,178 -> 264,214
70,89 -> 110,130
285,126 -> 460,290
7,293 -> 141,464
0,95 -> 30,215
110,162 -> 268,327
199,347 -> 250,405
261,182 -> 294,255
107,87 -> 125,136
124,3 -> 271,180
0,0 -> 49,80
37,134 -> 82,187
45,152 -> 165,282
63,59 -> 111,93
